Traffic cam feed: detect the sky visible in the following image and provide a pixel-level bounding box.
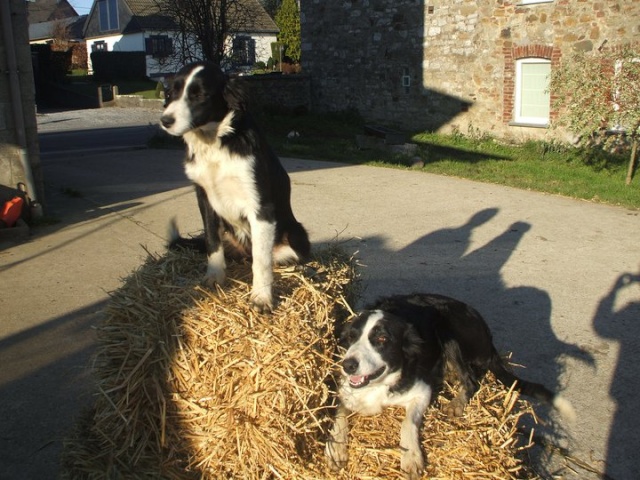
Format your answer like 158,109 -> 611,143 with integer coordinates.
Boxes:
68,0 -> 94,16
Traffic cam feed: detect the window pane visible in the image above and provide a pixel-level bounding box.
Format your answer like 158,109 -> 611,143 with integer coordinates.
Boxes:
517,60 -> 550,124
108,0 -> 118,30
98,0 -> 108,30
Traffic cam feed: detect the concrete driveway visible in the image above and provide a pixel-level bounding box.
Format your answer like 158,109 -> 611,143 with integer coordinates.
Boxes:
1,108 -> 638,479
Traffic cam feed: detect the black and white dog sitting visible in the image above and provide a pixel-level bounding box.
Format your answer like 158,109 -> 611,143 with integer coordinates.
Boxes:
326,293 -> 575,479
160,61 -> 310,312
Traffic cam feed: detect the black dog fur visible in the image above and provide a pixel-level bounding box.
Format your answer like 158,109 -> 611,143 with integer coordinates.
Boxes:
160,61 -> 310,312
326,293 -> 575,479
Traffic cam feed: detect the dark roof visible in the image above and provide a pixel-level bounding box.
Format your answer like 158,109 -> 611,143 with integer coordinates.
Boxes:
27,0 -> 78,24
124,0 -> 175,31
237,0 -> 279,33
29,15 -> 88,42
123,0 -> 278,33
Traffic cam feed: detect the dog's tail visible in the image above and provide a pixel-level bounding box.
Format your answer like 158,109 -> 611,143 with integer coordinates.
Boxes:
489,352 -> 576,423
167,218 -> 207,253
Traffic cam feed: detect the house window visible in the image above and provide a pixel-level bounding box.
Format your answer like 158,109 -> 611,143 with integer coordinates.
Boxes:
145,35 -> 173,58
232,36 -> 256,66
514,58 -> 551,125
98,0 -> 118,32
92,41 -> 108,52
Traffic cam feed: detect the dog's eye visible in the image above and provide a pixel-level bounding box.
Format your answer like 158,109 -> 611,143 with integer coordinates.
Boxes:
190,91 -> 208,101
374,334 -> 388,345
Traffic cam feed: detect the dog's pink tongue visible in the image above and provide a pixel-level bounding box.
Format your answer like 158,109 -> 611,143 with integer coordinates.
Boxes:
349,375 -> 365,386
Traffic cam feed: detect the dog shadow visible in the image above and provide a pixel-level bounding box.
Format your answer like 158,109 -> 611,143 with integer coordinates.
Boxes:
593,271 -> 640,480
353,208 -> 593,477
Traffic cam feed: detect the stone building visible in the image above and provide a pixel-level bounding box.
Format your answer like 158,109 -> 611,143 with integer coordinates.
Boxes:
300,0 -> 639,141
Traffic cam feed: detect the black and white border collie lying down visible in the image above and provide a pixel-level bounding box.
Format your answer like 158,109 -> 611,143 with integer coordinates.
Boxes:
326,293 -> 575,479
160,61 -> 310,312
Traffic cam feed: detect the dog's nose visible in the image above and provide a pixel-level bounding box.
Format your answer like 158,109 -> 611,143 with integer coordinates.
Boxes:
161,115 -> 175,129
342,357 -> 359,375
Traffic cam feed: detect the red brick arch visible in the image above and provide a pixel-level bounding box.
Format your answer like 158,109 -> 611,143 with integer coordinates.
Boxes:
503,44 -> 562,124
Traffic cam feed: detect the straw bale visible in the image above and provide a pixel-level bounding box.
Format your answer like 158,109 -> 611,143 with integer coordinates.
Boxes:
61,247 -> 540,479
334,378 -> 540,480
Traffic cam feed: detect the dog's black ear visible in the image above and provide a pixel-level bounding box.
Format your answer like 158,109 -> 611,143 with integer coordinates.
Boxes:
223,77 -> 249,111
403,324 -> 424,360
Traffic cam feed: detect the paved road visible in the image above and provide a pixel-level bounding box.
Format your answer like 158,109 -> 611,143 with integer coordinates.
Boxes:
36,106 -> 162,133
37,106 -> 163,158
1,107 -> 638,479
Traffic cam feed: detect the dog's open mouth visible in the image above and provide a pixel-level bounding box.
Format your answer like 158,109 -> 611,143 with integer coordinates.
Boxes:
348,366 -> 386,388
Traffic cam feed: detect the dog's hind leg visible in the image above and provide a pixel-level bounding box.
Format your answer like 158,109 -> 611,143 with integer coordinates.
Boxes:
441,339 -> 479,417
325,402 -> 350,471
400,383 -> 431,480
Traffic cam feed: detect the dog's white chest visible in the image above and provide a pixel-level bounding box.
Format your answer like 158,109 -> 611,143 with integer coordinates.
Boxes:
340,379 -> 432,416
340,383 -> 391,415
184,142 -> 258,228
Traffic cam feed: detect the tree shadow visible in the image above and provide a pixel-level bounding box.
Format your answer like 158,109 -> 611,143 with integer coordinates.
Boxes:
413,140 -> 513,164
593,271 -> 640,480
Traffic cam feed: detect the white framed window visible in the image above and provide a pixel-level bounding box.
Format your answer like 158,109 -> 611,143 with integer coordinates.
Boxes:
514,58 -> 551,125
146,35 -> 174,59
98,0 -> 119,32
232,36 -> 257,66
92,41 -> 108,52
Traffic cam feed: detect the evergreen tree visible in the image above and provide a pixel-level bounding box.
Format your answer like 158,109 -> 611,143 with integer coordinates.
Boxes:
275,0 -> 300,63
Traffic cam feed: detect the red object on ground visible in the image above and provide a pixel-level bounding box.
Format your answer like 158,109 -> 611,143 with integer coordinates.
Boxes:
1,196 -> 24,227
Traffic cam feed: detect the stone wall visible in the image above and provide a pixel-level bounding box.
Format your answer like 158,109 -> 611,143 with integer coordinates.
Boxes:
242,73 -> 311,114
301,0 -> 640,141
111,73 -> 310,115
0,0 -> 42,205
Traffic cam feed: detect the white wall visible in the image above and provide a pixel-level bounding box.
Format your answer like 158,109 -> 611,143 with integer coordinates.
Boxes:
87,31 -> 278,78
254,33 -> 278,64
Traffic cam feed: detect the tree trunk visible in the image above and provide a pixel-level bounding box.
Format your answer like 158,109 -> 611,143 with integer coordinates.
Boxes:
626,136 -> 638,185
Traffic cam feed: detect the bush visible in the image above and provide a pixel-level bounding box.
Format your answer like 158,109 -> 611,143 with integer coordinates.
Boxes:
155,81 -> 165,99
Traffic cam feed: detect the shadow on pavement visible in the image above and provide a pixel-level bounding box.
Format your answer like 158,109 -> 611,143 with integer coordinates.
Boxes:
593,271 -> 640,480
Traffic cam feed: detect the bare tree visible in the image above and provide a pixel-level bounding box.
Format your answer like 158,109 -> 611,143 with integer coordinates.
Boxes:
50,20 -> 72,46
154,0 -> 257,66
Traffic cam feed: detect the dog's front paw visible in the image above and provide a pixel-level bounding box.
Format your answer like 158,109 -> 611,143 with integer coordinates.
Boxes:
204,252 -> 226,288
325,439 -> 348,472
251,297 -> 273,314
203,268 -> 226,288
250,289 -> 273,314
401,448 -> 424,480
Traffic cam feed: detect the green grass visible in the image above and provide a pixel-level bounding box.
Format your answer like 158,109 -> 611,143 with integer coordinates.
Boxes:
412,132 -> 639,208
252,111 -> 640,210
256,109 -> 402,164
63,74 -> 159,99
115,79 -> 159,98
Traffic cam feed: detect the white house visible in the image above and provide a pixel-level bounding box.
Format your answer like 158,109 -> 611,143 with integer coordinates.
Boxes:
82,0 -> 279,79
